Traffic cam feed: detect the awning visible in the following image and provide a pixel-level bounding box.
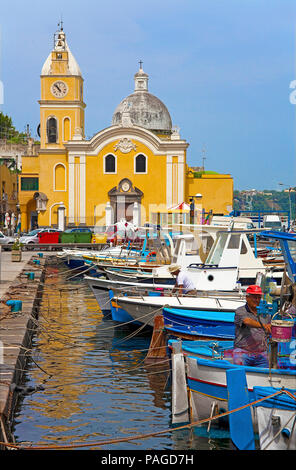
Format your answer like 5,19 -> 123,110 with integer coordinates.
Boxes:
167,202 -> 191,213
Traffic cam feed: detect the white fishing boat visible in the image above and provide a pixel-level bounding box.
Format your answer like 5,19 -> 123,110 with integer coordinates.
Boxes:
99,230 -> 283,286
169,338 -> 296,450
169,230 -> 296,450
85,229 -> 283,320
112,294 -> 246,328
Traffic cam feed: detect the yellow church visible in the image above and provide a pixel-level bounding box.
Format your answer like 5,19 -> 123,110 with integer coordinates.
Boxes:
18,26 -> 233,232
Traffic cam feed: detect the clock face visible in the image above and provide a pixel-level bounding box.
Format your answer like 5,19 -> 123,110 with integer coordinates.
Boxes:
51,81 -> 68,98
122,182 -> 130,192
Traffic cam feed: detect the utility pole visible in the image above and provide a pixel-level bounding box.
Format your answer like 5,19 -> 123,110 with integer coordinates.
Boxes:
201,145 -> 206,171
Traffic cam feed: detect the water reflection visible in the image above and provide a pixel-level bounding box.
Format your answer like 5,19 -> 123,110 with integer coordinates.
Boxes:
12,264 -> 231,450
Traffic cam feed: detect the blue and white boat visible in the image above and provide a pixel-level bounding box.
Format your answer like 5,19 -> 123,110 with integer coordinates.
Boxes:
101,229 -> 284,285
169,338 -> 296,449
169,230 -> 296,450
112,293 -> 246,329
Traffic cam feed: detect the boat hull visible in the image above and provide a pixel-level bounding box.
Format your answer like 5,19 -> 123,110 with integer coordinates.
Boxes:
114,296 -> 246,330
186,353 -> 296,426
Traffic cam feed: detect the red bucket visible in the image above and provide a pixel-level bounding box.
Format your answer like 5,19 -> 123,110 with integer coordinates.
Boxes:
271,313 -> 294,343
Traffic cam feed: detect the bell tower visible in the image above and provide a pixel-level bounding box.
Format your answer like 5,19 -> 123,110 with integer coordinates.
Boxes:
39,24 -> 86,149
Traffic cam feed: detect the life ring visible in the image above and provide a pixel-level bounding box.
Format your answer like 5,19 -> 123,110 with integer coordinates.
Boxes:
146,251 -> 157,262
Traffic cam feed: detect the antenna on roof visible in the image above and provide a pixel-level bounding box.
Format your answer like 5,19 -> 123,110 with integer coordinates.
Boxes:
201,145 -> 206,171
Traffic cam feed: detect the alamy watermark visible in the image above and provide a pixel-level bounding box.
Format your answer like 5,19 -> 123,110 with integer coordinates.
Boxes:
0,80 -> 3,105
0,340 -> 3,364
289,339 -> 296,365
289,80 -> 296,104
0,28 -> 3,105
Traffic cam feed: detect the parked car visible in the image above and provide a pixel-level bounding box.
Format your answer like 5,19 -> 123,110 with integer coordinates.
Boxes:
20,228 -> 62,245
0,231 -> 15,249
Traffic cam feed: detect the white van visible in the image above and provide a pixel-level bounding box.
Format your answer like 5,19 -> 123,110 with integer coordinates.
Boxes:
263,215 -> 282,230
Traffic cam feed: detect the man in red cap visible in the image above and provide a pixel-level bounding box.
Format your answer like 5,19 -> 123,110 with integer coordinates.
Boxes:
233,284 -> 272,367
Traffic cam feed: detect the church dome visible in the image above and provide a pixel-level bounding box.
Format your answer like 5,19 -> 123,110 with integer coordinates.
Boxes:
112,65 -> 172,133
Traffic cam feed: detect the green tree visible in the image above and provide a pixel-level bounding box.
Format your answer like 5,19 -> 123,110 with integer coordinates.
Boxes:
0,112 -> 27,143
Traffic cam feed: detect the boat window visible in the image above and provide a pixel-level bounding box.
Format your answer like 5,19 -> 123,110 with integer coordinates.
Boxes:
205,233 -> 228,265
185,237 -> 198,254
227,234 -> 240,249
240,240 -> 248,254
172,238 -> 182,263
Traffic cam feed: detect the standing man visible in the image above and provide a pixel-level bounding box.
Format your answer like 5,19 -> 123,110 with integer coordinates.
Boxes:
168,264 -> 197,296
233,285 -> 271,367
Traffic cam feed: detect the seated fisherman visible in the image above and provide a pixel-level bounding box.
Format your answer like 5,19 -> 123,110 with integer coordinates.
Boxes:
233,284 -> 272,367
168,264 -> 197,296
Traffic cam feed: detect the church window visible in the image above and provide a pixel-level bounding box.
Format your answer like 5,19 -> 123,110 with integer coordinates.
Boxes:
47,117 -> 58,143
135,154 -> 147,173
104,154 -> 116,173
21,177 -> 39,191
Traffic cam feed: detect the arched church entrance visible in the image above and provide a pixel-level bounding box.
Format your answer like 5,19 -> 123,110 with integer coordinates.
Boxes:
26,198 -> 38,230
108,179 -> 143,224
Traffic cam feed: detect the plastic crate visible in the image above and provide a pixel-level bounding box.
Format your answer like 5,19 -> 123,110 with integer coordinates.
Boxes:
91,234 -> 107,244
38,232 -> 60,244
74,232 -> 92,243
60,232 -> 76,243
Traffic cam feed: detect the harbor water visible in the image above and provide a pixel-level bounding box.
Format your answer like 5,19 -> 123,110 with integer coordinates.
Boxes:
12,262 -> 234,450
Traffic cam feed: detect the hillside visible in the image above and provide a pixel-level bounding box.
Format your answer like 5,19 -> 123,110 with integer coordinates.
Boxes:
233,190 -> 296,219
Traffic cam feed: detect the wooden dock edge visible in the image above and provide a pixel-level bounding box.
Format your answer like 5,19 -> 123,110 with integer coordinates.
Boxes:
0,256 -> 47,449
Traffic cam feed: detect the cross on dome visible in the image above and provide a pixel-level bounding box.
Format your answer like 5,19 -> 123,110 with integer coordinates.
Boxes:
134,61 -> 148,92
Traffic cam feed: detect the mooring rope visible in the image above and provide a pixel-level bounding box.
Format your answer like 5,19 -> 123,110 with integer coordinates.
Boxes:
261,411 -> 296,450
1,388 -> 295,450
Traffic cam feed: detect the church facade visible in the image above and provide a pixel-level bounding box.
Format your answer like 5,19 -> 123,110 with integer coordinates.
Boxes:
18,27 -> 233,231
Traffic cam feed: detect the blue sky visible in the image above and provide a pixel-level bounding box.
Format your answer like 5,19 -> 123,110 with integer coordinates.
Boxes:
0,0 -> 295,190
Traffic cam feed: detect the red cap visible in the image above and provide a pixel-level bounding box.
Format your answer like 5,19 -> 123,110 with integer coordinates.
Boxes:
246,285 -> 263,295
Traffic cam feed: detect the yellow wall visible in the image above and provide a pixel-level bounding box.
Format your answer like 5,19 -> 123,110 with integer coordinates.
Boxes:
86,139 -> 168,225
0,164 -> 18,218
40,72 -> 85,149
19,152 -> 68,229
18,36 -> 234,231
186,174 -> 233,214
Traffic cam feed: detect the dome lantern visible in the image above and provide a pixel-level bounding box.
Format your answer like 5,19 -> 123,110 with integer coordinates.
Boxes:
112,63 -> 172,134
134,61 -> 149,92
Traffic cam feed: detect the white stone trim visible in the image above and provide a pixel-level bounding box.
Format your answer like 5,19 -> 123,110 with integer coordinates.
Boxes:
93,134 -> 160,156
40,103 -> 86,110
79,155 -> 86,224
65,126 -> 188,156
68,154 -> 75,223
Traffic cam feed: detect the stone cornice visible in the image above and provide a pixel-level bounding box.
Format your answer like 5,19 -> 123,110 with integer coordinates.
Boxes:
38,100 -> 86,108
64,125 -> 189,155
37,148 -> 67,155
40,75 -> 84,80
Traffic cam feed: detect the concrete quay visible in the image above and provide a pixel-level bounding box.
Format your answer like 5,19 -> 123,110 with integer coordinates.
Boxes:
0,248 -> 47,447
